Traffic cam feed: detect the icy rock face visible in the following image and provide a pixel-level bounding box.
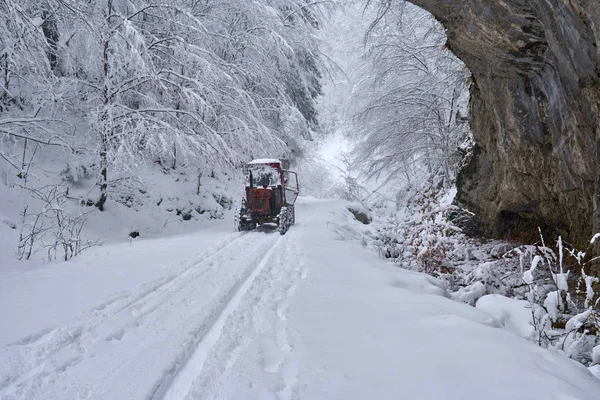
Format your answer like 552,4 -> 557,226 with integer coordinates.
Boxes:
409,0 -> 600,247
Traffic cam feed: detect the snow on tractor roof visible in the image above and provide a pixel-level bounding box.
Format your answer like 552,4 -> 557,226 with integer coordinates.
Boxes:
248,158 -> 281,165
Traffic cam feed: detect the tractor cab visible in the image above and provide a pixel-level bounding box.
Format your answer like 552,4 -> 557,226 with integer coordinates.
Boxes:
235,159 -> 299,234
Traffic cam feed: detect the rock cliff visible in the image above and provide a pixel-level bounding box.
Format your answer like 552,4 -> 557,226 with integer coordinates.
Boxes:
408,0 -> 600,248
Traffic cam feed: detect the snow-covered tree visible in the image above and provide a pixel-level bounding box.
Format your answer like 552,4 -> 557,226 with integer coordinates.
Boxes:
0,0 -> 71,179
1,0 -> 327,210
351,1 -> 470,189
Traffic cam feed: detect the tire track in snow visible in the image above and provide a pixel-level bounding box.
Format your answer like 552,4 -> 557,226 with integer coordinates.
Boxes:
155,235 -> 285,400
98,232 -> 249,316
0,231 -> 265,399
274,240 -> 306,400
173,228 -> 307,400
8,232 -> 247,348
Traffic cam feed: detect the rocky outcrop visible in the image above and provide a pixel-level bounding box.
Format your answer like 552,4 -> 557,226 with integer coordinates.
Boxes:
408,0 -> 600,248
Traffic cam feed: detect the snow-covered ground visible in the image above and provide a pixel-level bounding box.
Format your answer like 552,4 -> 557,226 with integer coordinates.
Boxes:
0,217 -> 235,347
1,198 -> 600,400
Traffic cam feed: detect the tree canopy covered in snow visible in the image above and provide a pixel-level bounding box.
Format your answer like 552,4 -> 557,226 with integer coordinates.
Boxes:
350,1 -> 471,190
1,0 -> 326,209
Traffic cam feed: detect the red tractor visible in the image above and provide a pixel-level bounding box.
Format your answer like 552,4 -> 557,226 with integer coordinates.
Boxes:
235,159 -> 299,235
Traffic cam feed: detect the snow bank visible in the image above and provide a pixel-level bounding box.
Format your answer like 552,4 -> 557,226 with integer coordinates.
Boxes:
476,294 -> 536,341
288,199 -> 600,399
389,268 -> 448,297
451,281 -> 486,305
0,159 -> 240,264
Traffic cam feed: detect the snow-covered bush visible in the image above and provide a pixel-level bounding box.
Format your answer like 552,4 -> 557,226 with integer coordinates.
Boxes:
372,179 -> 464,280
462,260 -> 525,298
17,184 -> 97,261
369,181 -> 600,366
517,232 -> 600,364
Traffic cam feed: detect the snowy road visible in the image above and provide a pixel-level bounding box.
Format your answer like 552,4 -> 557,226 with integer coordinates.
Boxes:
1,224 -> 304,400
2,199 -> 600,400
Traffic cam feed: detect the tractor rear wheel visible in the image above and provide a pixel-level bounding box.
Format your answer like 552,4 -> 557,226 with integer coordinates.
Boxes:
278,206 -> 289,235
235,200 -> 256,231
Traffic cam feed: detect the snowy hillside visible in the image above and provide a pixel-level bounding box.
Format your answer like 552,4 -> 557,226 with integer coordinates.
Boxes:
0,0 -> 324,263
1,198 -> 599,399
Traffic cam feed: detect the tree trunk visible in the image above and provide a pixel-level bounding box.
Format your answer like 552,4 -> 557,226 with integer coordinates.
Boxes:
197,171 -> 202,195
96,132 -> 108,211
96,0 -> 113,211
1,53 -> 9,111
41,10 -> 59,73
172,143 -> 177,169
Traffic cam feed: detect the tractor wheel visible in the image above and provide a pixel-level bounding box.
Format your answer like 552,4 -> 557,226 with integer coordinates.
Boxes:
235,200 -> 255,232
278,206 -> 289,235
234,207 -> 245,231
289,205 -> 295,225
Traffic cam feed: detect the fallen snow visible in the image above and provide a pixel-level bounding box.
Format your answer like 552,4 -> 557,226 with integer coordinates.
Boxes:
451,281 -> 486,306
0,217 -> 236,347
1,198 -> 599,400
565,310 -> 593,333
555,271 -> 570,292
544,290 -> 564,321
593,345 -> 600,364
475,294 -> 536,341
